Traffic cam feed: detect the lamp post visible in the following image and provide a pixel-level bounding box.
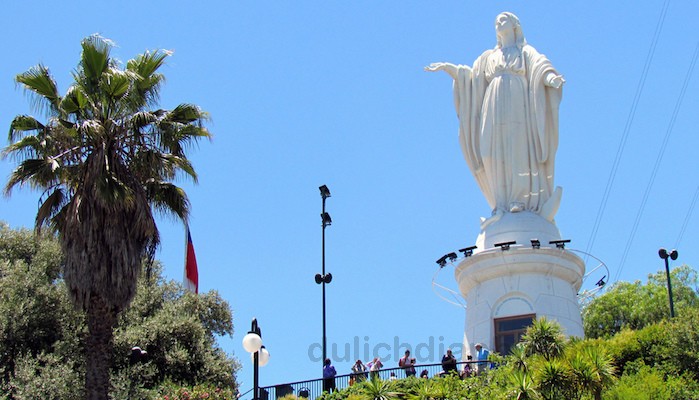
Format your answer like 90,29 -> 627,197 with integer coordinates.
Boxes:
658,248 -> 678,318
242,318 -> 270,400
316,185 -> 332,368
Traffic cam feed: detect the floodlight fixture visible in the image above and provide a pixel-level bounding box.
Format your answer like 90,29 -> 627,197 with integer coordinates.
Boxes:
459,246 -> 477,257
549,239 -> 571,249
319,185 -> 331,199
596,275 -> 606,287
531,239 -> 541,249
321,212 -> 332,227
494,241 -> 516,250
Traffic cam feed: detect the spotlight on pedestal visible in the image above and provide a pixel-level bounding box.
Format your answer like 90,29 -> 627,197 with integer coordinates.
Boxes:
447,252 -> 458,262
436,255 -> 449,268
549,239 -> 571,249
495,241 -> 516,251
530,239 -> 541,249
459,246 -> 477,257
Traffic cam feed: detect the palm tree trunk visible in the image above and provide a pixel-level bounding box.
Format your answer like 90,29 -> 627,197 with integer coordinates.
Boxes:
85,294 -> 117,400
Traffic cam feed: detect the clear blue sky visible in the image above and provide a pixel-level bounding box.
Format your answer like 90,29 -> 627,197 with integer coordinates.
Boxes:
1,0 -> 698,391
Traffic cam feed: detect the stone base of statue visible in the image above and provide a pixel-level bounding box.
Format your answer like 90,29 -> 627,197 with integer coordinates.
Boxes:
454,211 -> 585,357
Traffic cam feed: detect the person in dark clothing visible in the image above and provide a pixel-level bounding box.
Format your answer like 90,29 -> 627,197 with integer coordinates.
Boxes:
441,348 -> 457,375
323,358 -> 337,392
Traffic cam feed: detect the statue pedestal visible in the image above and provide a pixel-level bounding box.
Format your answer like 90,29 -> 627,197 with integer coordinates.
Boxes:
455,212 -> 585,356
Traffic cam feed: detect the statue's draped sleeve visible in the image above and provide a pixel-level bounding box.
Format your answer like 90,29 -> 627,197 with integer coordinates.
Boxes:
453,50 -> 495,209
526,46 -> 562,198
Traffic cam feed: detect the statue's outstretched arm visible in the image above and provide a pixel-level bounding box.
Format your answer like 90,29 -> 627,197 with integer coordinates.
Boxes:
424,62 -> 467,80
545,72 -> 565,89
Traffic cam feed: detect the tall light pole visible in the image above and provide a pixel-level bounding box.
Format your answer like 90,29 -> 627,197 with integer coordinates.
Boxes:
658,248 -> 678,318
242,318 -> 270,400
316,185 -> 332,368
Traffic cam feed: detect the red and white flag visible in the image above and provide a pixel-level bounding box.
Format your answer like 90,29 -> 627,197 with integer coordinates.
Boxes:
184,226 -> 199,294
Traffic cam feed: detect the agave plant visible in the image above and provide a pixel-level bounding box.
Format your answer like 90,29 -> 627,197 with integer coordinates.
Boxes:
361,377 -> 400,400
509,369 -> 537,400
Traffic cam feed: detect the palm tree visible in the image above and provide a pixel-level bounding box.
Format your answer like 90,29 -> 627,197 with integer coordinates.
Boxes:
520,317 -> 566,361
3,35 -> 209,399
582,345 -> 616,400
535,359 -> 572,400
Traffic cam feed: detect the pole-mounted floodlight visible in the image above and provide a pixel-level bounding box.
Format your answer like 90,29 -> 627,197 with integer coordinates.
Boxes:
447,252 -> 458,262
317,185 -> 332,371
319,185 -> 331,199
321,212 -> 332,227
436,255 -> 449,268
531,239 -> 541,249
495,241 -> 516,250
658,248 -> 678,318
549,239 -> 571,249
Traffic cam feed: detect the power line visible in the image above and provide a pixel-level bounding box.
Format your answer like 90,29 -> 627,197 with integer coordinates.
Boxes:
583,0 -> 670,260
674,186 -> 699,249
613,42 -> 699,283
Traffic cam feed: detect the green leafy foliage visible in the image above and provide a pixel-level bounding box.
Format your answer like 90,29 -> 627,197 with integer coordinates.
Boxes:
582,265 -> 699,338
0,223 -> 239,398
605,362 -> 699,400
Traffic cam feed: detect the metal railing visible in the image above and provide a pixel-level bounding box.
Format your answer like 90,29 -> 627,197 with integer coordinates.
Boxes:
245,361 -> 480,400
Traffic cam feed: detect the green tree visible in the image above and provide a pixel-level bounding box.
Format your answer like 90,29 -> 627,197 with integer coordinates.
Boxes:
114,262 -> 239,389
0,223 -> 238,398
520,317 -> 566,361
582,265 -> 699,338
3,35 -> 210,398
0,223 -> 84,394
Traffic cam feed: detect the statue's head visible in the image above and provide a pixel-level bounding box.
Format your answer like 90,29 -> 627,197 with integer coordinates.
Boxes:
495,12 -> 526,48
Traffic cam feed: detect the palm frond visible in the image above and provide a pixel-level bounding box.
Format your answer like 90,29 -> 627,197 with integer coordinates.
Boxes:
4,158 -> 60,195
15,65 -> 62,115
129,111 -> 157,130
126,49 -> 171,106
144,181 -> 190,220
2,134 -> 42,160
36,187 -> 68,229
102,69 -> 139,100
79,34 -> 113,91
167,103 -> 209,124
60,85 -> 89,115
8,115 -> 45,141
160,153 -> 197,182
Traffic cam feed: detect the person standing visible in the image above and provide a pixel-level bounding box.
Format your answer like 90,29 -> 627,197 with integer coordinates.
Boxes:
368,357 -> 383,380
352,359 -> 368,381
441,349 -> 458,375
323,358 -> 337,393
399,350 -> 417,377
475,343 -> 490,375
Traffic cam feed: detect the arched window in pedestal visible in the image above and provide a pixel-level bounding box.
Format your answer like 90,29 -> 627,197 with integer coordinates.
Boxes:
494,314 -> 535,355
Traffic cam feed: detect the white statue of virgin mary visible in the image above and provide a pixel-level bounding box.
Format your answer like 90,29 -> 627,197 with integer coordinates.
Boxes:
427,12 -> 564,224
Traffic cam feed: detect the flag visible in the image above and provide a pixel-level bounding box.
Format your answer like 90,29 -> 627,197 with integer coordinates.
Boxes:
184,226 -> 199,294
